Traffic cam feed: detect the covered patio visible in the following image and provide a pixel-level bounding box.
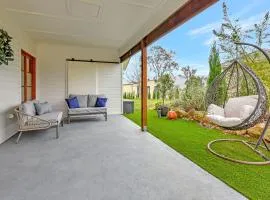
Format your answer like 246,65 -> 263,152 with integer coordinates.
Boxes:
0,115 -> 245,200
0,0 -> 248,199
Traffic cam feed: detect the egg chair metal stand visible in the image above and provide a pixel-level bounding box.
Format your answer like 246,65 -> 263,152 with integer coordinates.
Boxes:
207,42 -> 270,165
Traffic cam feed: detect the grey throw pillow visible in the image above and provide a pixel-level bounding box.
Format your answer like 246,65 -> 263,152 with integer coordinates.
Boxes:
88,94 -> 106,107
69,95 -> 88,108
22,101 -> 37,116
34,102 -> 52,115
88,95 -> 98,107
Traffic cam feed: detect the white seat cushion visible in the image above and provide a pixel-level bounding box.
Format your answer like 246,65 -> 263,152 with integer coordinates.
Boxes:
224,95 -> 258,118
38,112 -> 63,125
68,107 -> 107,115
207,115 -> 242,127
207,104 -> 224,117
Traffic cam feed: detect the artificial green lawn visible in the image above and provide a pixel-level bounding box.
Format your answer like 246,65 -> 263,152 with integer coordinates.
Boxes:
124,100 -> 270,200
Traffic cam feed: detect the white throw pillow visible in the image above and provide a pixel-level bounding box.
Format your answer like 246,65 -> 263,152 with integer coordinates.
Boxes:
207,104 -> 224,117
224,95 -> 258,118
239,105 -> 254,120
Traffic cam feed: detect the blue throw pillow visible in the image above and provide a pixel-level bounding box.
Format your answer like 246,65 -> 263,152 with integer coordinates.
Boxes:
95,97 -> 107,107
65,97 -> 80,109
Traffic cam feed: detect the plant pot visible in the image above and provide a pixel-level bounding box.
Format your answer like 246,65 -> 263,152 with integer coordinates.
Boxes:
157,109 -> 162,118
159,106 -> 169,117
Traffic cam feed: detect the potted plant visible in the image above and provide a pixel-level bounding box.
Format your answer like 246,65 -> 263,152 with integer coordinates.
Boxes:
0,29 -> 14,66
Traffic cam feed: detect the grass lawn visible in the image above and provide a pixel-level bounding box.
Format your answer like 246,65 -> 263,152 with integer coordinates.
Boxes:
124,99 -> 270,200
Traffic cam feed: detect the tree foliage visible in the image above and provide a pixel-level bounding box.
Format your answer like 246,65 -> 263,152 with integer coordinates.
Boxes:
207,42 -> 222,86
148,46 -> 179,81
180,66 -> 197,83
157,74 -> 175,105
213,2 -> 270,105
180,75 -> 205,111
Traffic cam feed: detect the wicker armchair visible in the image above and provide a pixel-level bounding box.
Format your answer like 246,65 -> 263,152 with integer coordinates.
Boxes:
14,106 -> 63,143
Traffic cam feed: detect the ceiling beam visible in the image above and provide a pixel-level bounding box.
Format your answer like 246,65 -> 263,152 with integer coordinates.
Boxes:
120,0 -> 218,62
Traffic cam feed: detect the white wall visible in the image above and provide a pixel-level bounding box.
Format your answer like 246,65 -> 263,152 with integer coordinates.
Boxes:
37,43 -> 122,115
0,9 -> 36,144
67,61 -> 122,114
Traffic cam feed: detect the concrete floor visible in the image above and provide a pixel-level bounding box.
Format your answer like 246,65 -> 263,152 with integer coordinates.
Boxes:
0,115 -> 245,200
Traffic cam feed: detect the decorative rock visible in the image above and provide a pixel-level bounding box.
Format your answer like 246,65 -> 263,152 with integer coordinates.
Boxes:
175,109 -> 188,118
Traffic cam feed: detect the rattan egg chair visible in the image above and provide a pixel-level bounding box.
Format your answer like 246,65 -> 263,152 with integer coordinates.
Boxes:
205,60 -> 268,130
206,42 -> 270,165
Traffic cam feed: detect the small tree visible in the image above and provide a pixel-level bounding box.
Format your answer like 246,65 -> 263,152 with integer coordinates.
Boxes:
157,74 -> 174,105
213,3 -> 270,63
180,66 -> 197,83
153,90 -> 156,99
168,89 -> 174,100
175,87 -> 180,99
207,42 -> 222,86
156,89 -> 160,99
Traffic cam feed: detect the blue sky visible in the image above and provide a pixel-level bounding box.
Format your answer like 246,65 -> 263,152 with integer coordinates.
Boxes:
139,0 -> 270,78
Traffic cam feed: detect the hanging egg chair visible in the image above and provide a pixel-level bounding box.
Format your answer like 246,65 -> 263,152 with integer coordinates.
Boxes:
206,42 -> 270,165
205,59 -> 268,130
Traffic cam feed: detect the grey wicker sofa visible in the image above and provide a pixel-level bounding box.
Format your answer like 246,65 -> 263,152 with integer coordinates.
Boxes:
66,94 -> 107,123
15,100 -> 63,143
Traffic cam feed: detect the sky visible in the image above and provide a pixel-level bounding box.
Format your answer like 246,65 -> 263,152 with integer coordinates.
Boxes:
125,0 -> 270,81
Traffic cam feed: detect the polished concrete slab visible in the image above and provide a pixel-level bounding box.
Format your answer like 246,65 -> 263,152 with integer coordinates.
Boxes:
0,115 -> 245,200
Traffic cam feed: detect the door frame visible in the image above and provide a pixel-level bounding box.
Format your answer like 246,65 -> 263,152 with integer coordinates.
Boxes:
21,50 -> 36,102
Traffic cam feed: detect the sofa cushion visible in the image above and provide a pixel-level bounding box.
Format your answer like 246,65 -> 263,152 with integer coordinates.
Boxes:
22,100 -> 38,116
38,112 -> 63,125
207,104 -> 224,117
88,95 -> 98,107
95,97 -> 107,107
239,105 -> 254,120
224,95 -> 258,118
34,102 -> 52,115
88,94 -> 105,107
66,97 -> 80,109
68,107 -> 107,115
69,94 -> 88,108
207,115 -> 242,127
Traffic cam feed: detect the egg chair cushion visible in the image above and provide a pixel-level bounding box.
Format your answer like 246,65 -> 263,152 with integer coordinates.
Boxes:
207,115 -> 242,127
207,104 -> 225,117
239,105 -> 255,120
224,95 -> 258,118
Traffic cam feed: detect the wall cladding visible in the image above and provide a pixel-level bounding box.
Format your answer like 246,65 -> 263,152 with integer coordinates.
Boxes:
67,61 -> 121,114
37,43 -> 121,116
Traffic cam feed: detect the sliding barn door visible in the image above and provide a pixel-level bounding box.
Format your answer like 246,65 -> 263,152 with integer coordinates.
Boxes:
67,62 -> 97,95
67,61 -> 122,114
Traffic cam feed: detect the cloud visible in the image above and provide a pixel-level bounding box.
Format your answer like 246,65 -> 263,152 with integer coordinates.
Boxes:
202,11 -> 267,46
187,0 -> 264,37
203,35 -> 216,46
188,22 -> 220,36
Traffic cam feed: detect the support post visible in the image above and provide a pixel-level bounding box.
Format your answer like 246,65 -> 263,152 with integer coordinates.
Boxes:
141,40 -> 147,131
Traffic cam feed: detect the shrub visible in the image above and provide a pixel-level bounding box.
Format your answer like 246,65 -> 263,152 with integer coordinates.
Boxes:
153,91 -> 156,99
180,76 -> 206,111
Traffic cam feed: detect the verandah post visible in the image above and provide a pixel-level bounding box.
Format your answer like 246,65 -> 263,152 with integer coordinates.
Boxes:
141,39 -> 147,131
